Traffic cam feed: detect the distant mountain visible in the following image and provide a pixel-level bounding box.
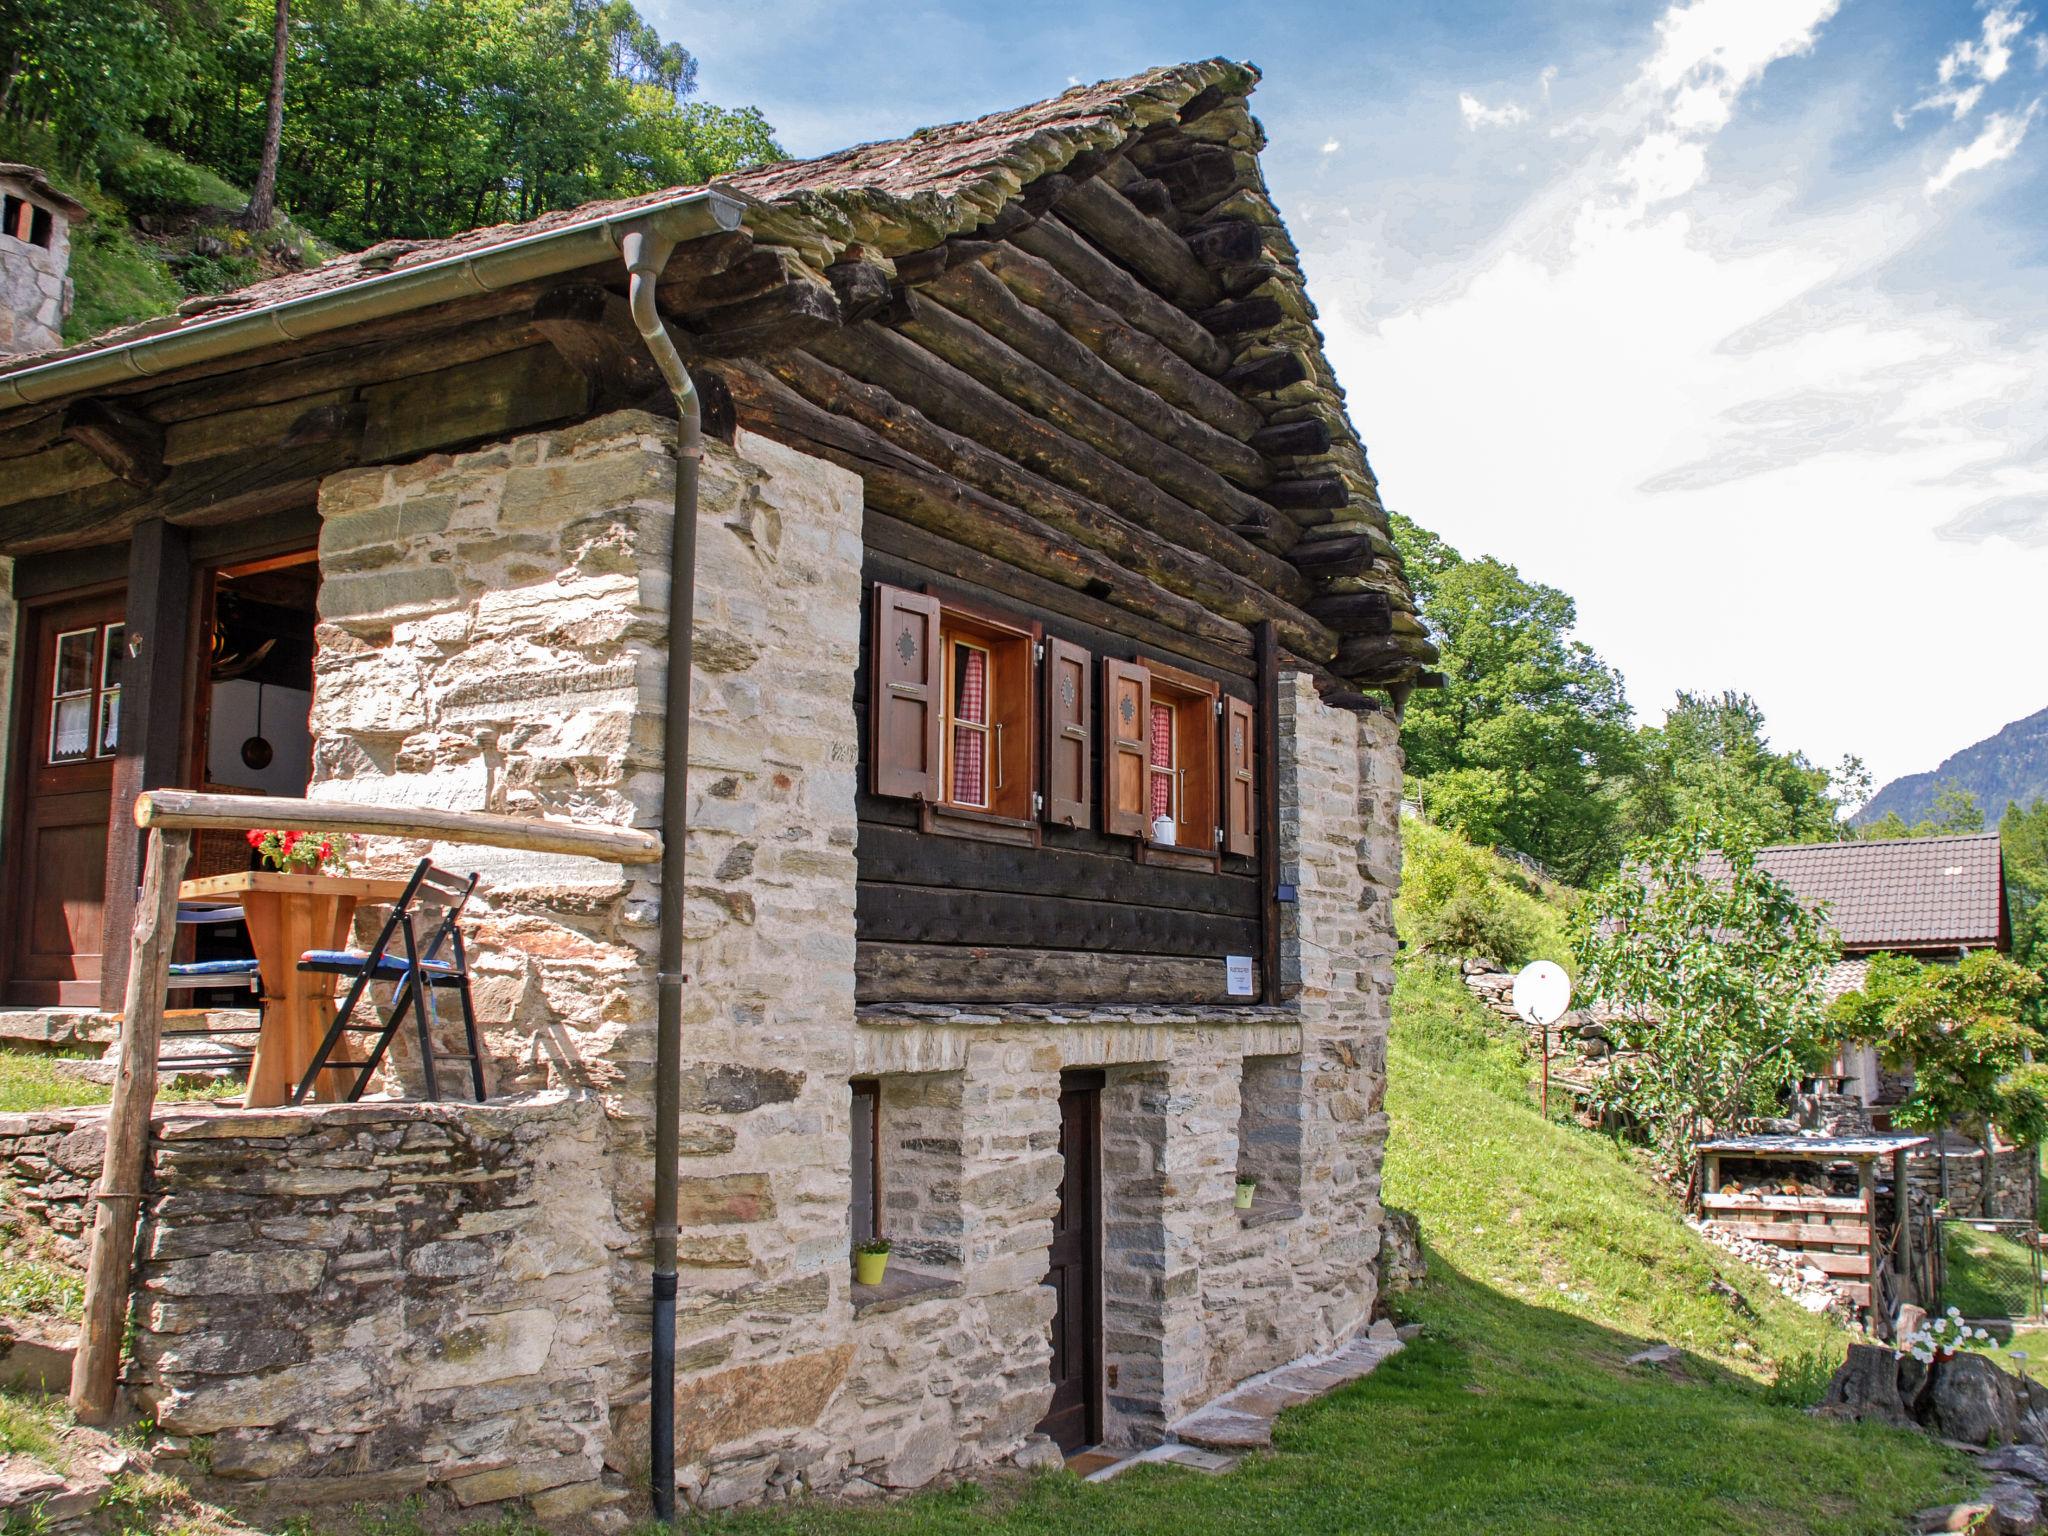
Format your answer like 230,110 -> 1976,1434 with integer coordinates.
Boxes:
1858,706 -> 2048,828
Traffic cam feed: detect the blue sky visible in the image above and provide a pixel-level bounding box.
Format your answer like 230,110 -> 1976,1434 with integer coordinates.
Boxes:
651,0 -> 2048,793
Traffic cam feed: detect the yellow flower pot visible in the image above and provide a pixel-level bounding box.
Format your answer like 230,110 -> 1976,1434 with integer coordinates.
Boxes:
855,1249 -> 890,1286
1235,1181 -> 1257,1210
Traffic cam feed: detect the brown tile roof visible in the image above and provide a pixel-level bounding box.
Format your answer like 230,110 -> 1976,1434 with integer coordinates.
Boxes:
3,59 -> 1254,374
1714,834 -> 2008,953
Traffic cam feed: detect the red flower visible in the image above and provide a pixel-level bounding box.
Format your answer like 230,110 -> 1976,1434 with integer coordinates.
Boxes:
246,829 -> 265,848
281,830 -> 301,852
319,841 -> 334,862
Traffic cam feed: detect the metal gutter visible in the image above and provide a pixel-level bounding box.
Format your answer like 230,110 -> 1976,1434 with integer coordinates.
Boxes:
619,220 -> 702,1526
0,188 -> 746,411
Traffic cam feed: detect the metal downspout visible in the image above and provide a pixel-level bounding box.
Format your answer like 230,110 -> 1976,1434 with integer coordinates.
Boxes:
620,222 -> 699,1525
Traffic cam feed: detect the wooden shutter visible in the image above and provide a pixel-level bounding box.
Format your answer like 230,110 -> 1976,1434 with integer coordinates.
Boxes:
1102,658 -> 1150,837
1043,638 -> 1092,828
1223,693 -> 1256,857
870,584 -> 942,801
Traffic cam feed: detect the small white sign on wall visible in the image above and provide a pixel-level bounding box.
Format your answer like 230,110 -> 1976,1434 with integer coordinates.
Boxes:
1226,954 -> 1256,997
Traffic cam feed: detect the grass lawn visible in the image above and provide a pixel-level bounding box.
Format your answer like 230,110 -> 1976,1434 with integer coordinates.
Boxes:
0,1048 -> 241,1114
665,963 -> 1969,1536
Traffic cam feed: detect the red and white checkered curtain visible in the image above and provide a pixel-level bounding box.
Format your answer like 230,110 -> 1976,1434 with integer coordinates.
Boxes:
1149,701 -> 1174,819
951,646 -> 987,804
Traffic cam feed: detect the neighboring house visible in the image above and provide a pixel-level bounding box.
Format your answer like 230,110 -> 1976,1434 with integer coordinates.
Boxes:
0,63 -> 1434,1512
1732,834 -> 2030,1218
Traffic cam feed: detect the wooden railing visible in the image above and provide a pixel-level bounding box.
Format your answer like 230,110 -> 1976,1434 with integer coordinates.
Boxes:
72,789 -> 662,1421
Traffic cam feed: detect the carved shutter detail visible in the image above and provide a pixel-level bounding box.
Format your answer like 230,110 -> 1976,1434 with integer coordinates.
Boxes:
870,584 -> 942,801
1103,657 -> 1151,838
1223,693 -> 1256,857
1043,638 -> 1092,828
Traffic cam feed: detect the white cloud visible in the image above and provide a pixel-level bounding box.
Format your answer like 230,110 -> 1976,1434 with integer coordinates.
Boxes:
1308,0 -> 2048,786
1459,91 -> 1530,130
1321,138 -> 1342,154
1899,3 -> 2033,121
1926,98 -> 2042,194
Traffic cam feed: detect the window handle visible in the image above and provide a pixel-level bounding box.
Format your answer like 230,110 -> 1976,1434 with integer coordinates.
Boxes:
995,723 -> 1005,790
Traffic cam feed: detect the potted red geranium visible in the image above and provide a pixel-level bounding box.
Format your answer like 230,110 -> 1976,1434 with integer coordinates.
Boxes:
246,828 -> 353,875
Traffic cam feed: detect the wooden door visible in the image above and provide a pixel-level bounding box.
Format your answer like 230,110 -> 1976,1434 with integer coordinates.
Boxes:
1039,1071 -> 1102,1454
4,593 -> 126,1005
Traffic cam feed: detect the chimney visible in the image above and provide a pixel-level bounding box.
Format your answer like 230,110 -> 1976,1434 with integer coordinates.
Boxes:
0,164 -> 86,358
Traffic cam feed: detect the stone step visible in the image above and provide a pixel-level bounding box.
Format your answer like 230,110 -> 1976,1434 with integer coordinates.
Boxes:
1166,1326 -> 1406,1454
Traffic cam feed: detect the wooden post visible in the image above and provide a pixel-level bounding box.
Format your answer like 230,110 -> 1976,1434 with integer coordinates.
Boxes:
1894,1147 -> 1914,1306
100,518 -> 193,1013
70,825 -> 189,1423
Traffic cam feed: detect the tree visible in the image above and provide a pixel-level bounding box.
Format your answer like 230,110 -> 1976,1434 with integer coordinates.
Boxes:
1574,819 -> 1838,1189
1613,690 -> 1863,849
1830,950 -> 2048,1212
239,0 -> 288,230
2000,798 -> 2048,1032
1390,516 -> 1637,884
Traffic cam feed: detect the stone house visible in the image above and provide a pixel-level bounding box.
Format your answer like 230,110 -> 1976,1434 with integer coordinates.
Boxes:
0,62 -> 1435,1513
0,164 -> 83,360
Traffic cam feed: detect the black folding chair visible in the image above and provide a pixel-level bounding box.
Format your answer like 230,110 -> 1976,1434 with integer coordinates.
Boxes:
290,859 -> 487,1105
157,901 -> 264,1073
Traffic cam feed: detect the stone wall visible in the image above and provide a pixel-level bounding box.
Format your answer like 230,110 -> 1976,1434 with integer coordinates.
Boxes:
1909,1140 -> 2040,1224
308,411 -> 868,1508
0,1098 -> 619,1516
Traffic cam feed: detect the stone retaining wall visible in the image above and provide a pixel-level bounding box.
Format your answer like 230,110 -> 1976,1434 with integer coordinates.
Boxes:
0,1096 -> 620,1516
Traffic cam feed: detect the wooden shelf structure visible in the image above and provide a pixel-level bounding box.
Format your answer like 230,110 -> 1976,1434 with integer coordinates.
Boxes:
1697,1133 -> 1930,1325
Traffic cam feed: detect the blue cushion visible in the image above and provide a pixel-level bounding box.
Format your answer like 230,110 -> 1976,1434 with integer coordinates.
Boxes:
176,904 -> 244,925
167,959 -> 261,977
299,949 -> 456,979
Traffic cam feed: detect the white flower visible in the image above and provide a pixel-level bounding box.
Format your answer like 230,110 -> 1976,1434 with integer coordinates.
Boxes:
1950,1307 -> 1964,1318
1913,1348 -> 1935,1363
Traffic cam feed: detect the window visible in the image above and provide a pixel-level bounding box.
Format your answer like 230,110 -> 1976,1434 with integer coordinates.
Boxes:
870,584 -> 1053,834
1103,655 -> 1259,861
48,622 -> 122,765
850,1078 -> 880,1246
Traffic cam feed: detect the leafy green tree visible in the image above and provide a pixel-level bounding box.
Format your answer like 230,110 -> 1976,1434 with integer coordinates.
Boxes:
1830,950 -> 2047,1212
1574,819 -> 1838,1188
2002,798 -> 2048,1031
0,0 -> 202,170
1613,690 -> 1862,848
1391,518 -> 1636,884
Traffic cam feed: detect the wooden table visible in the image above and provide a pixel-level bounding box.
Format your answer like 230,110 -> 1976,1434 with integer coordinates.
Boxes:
178,871 -> 414,1107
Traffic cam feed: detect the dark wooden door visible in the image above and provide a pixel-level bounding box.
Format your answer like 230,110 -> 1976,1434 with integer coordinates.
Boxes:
4,593 -> 125,1005
1039,1071 -> 1102,1453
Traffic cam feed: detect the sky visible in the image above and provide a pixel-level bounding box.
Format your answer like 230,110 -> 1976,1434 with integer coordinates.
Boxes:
648,0 -> 2048,796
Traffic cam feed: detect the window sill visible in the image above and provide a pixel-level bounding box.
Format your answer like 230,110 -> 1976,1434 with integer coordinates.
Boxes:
1239,1199 -> 1303,1230
1135,840 -> 1219,873
851,1264 -> 964,1317
919,803 -> 1042,848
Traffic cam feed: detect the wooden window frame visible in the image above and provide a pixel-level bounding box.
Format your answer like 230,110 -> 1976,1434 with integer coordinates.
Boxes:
1129,658 -> 1221,872
918,590 -> 1042,847
47,622 -> 124,767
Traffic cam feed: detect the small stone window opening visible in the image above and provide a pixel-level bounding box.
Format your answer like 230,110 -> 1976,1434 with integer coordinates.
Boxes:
1236,1054 -> 1305,1214
850,1078 -> 880,1245
874,1070 -> 965,1276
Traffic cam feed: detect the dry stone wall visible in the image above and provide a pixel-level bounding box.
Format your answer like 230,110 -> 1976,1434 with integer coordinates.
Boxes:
0,178 -> 70,357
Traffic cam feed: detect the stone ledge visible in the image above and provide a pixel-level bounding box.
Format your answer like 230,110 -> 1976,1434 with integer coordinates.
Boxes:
858,1002 -> 1303,1029
851,1266 -> 963,1318
1239,1200 -> 1304,1230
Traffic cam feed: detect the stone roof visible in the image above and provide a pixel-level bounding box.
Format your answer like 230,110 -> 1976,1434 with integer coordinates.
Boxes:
0,164 -> 88,221
1712,834 -> 2008,953
4,60 -> 1252,371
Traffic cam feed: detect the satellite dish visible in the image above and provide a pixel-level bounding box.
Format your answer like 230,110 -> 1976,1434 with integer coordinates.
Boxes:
1513,961 -> 1572,1026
